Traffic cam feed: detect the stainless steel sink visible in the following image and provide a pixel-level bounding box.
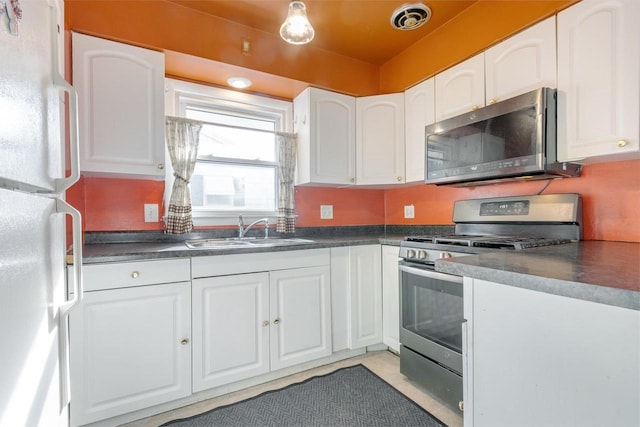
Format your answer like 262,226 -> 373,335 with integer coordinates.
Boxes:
185,237 -> 314,249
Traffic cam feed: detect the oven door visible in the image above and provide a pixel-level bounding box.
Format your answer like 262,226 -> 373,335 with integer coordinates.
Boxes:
399,261 -> 463,374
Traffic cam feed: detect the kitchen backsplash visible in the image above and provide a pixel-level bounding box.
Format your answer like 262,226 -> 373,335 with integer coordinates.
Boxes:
66,159 -> 640,243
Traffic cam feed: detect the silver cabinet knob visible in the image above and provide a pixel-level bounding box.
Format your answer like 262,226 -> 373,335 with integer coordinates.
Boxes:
131,271 -> 139,278
617,140 -> 628,148
350,177 -> 355,183
262,320 -> 269,327
273,318 -> 281,325
158,163 -> 165,170
180,338 -> 189,345
459,401 -> 464,411
471,105 -> 480,111
488,99 -> 497,105
396,176 -> 402,182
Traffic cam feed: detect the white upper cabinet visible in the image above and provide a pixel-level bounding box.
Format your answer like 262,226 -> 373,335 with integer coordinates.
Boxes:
294,87 -> 356,185
435,17 -> 557,121
485,16 -> 557,104
356,93 -> 406,185
73,33 -> 166,178
557,0 -> 640,162
435,54 -> 485,121
404,78 -> 435,183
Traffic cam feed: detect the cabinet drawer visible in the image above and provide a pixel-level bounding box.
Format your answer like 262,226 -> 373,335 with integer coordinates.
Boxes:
83,258 -> 191,292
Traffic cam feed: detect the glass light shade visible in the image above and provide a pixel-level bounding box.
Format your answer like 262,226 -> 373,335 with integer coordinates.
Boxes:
227,77 -> 252,89
279,1 -> 315,45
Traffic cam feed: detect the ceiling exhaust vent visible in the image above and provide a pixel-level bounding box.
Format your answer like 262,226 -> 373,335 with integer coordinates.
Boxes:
390,3 -> 431,30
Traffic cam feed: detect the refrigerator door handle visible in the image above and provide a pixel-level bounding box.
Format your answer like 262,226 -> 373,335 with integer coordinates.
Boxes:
54,79 -> 80,193
50,2 -> 80,194
57,198 -> 83,316
55,198 -> 83,408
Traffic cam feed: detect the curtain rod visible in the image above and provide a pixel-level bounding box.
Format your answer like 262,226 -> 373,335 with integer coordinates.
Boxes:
165,115 -> 295,137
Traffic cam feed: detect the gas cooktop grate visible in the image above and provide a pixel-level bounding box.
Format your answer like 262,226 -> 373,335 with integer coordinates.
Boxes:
404,235 -> 571,250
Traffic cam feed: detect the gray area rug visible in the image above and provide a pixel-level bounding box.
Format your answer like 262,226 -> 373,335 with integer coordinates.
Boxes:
161,364 -> 446,427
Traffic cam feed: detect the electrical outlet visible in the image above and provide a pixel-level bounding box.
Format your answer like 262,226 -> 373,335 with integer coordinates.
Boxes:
144,204 -> 159,222
404,205 -> 415,219
320,205 -> 333,220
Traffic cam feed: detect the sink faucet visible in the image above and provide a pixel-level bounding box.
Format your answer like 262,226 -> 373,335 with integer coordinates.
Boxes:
238,215 -> 269,239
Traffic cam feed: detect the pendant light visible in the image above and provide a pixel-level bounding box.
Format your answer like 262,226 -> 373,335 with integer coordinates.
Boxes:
279,1 -> 315,45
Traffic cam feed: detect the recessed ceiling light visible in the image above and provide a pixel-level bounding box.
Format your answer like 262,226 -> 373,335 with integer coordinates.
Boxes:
227,77 -> 252,89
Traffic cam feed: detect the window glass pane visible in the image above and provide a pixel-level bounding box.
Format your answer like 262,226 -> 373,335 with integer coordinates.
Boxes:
191,162 -> 276,211
186,108 -> 276,162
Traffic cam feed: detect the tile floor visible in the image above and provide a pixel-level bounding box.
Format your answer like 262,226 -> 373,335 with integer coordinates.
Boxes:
122,350 -> 463,427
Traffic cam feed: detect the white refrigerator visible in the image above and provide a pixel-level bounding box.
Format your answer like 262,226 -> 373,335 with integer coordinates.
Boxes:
0,1 -> 82,426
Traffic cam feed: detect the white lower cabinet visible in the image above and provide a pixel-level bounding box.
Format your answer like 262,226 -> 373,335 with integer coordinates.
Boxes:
191,250 -> 332,392
69,280 -> 191,427
381,245 -> 400,352
463,278 -> 640,427
330,245 -> 383,351
192,272 -> 270,392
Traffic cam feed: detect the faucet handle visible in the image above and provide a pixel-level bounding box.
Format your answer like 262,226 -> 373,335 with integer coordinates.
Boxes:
265,218 -> 269,239
238,215 -> 244,226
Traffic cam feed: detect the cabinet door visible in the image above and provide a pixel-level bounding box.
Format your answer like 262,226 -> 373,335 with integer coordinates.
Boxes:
73,32 -> 165,178
69,282 -> 191,426
435,54 -> 485,120
466,279 -> 640,427
349,245 -> 383,348
557,0 -> 639,162
269,266 -> 332,371
294,88 -> 356,185
381,245 -> 401,352
485,16 -> 557,104
192,273 -> 270,392
404,78 -> 435,183
356,94 -> 405,185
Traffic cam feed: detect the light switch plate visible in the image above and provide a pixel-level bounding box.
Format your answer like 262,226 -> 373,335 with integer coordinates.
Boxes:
144,204 -> 159,222
404,205 -> 415,219
320,205 -> 333,220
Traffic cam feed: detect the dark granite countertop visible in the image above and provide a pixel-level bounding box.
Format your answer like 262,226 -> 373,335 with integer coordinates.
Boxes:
78,228 -> 639,311
80,234 -> 405,264
436,241 -> 640,311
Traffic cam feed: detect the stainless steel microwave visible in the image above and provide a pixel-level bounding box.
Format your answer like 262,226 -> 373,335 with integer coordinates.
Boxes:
425,87 -> 581,186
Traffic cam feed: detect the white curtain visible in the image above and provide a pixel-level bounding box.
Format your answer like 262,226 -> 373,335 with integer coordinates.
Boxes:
276,132 -> 297,233
165,116 -> 202,234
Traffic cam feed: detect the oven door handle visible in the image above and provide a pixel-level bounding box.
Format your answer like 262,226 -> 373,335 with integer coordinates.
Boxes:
399,264 -> 463,284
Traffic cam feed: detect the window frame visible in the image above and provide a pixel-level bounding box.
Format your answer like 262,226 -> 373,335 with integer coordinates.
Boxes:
164,78 -> 293,226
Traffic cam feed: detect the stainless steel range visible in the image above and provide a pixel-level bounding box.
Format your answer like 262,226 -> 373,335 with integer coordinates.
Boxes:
398,193 -> 583,414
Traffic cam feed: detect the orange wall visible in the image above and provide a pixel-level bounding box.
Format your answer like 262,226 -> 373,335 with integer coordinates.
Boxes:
65,0 -> 576,97
385,160 -> 640,243
73,159 -> 640,243
65,0 -> 379,97
380,0 -> 577,92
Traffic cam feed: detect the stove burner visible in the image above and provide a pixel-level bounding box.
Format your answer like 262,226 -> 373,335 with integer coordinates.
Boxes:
404,235 -> 571,250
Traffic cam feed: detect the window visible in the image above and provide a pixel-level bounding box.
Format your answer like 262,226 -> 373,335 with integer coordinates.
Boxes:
165,79 -> 293,226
